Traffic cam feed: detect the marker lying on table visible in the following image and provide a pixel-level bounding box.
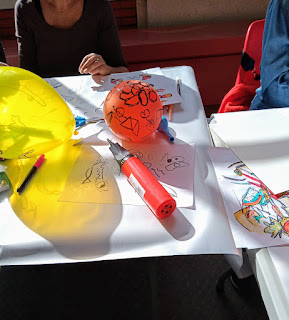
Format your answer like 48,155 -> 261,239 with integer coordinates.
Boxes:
176,76 -> 182,96
157,116 -> 174,142
74,116 -> 103,129
107,139 -> 176,219
17,154 -> 45,194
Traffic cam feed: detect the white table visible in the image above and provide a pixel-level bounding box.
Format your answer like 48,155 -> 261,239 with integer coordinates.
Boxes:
0,66 -> 239,266
209,111 -> 289,320
246,247 -> 289,320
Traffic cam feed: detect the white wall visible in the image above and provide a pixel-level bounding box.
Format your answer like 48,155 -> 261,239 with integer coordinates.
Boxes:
0,0 -> 17,10
137,0 -> 270,28
2,0 -> 271,27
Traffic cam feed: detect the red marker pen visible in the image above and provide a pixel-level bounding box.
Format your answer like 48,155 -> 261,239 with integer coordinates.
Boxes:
17,154 -> 45,194
107,139 -> 176,219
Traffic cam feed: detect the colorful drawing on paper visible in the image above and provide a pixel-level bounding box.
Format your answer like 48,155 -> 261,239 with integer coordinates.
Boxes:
223,161 -> 289,239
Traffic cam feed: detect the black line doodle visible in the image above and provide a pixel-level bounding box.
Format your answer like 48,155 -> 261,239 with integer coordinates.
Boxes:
164,185 -> 178,199
150,167 -> 160,177
128,149 -> 144,159
140,109 -> 150,118
0,84 -> 46,107
4,115 -> 26,140
61,95 -> 74,102
119,81 -> 158,107
161,153 -> 189,171
46,79 -> 63,88
82,158 -> 109,192
156,168 -> 165,175
21,149 -> 35,158
145,117 -> 156,131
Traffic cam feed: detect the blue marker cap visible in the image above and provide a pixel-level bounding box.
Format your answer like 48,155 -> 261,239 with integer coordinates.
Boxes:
75,116 -> 86,128
157,116 -> 174,142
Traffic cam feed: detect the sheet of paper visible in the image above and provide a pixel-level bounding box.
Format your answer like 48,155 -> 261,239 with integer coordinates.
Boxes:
209,147 -> 289,249
0,67 -> 241,266
59,142 -> 195,208
45,76 -> 81,111
210,108 -> 289,194
80,68 -> 182,107
45,75 -> 106,118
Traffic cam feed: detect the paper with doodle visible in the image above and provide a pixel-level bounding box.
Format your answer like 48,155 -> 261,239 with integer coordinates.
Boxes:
45,76 -> 80,110
102,70 -> 182,106
58,145 -> 121,204
45,76 -> 104,118
59,143 -> 195,208
80,68 -> 182,107
209,147 -> 289,249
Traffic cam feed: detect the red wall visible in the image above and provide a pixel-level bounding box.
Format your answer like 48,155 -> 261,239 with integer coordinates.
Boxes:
0,8 -> 14,39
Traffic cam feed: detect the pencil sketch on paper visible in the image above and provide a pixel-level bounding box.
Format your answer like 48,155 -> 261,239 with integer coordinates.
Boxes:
139,152 -> 189,179
82,158 -> 109,192
58,147 -> 121,205
223,161 -> 289,239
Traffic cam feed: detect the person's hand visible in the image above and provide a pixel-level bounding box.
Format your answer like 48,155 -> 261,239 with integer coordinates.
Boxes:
78,53 -> 112,76
0,62 -> 8,66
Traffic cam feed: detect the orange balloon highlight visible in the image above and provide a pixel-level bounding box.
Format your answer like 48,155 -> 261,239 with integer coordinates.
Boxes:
103,80 -> 163,141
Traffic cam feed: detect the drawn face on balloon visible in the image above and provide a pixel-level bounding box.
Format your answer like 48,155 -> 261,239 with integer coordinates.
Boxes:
103,80 -> 163,141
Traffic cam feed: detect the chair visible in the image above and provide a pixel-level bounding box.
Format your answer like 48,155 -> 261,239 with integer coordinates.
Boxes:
218,19 -> 265,113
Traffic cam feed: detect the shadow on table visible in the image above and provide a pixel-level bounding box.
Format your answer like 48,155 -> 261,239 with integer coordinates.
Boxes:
159,208 -> 195,241
1,70 -> 206,262
6,140 -> 123,261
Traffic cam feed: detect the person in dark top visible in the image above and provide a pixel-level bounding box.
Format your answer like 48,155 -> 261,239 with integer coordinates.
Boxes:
14,0 -> 128,78
250,0 -> 289,110
0,40 -> 7,65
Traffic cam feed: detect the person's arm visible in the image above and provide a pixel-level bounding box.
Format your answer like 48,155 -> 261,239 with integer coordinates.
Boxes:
14,0 -> 38,73
79,0 -> 128,76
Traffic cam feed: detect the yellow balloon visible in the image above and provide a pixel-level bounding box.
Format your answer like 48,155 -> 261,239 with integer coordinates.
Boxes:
5,140 -> 122,260
0,66 -> 75,159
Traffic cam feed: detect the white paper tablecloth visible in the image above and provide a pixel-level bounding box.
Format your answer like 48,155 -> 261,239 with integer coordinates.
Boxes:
0,66 -> 240,266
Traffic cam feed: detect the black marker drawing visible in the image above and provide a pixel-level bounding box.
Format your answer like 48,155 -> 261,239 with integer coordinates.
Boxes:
82,158 -> 109,192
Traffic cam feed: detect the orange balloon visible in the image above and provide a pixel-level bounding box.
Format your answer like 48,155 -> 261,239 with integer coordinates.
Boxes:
103,80 -> 163,141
